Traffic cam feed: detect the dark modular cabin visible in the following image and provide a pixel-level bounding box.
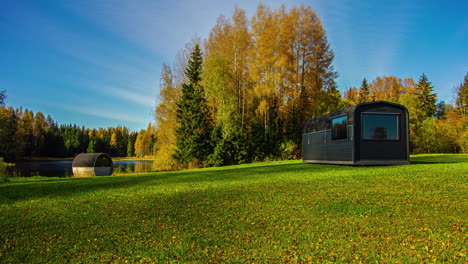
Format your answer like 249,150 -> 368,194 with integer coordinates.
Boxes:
302,101 -> 409,165
72,153 -> 113,177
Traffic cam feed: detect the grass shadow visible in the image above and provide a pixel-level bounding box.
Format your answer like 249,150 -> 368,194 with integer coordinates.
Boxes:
3,154 -> 465,204
410,154 -> 468,164
0,175 -> 159,204
0,161 -> 342,204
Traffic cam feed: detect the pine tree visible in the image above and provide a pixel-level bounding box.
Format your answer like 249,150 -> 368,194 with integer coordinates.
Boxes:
87,139 -> 96,153
455,72 -> 468,116
32,112 -> 46,155
174,44 -> 212,167
358,78 -> 370,103
0,90 -> 6,106
0,107 -> 24,161
126,132 -> 137,157
435,101 -> 448,119
415,73 -> 437,117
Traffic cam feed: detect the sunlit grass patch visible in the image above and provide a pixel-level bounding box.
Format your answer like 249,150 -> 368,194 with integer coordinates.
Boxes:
0,154 -> 467,263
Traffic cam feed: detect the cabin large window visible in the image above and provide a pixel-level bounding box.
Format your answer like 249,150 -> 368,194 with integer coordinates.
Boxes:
362,114 -> 399,140
331,115 -> 348,140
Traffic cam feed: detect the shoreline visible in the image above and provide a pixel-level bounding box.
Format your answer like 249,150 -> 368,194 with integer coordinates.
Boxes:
18,156 -> 154,162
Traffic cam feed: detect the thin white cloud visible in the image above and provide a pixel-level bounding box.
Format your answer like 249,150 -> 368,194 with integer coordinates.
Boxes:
61,0 -> 173,58
63,75 -> 157,109
102,85 -> 155,108
2,2 -> 158,89
54,101 -> 149,124
61,0 -> 294,61
1,2 -> 159,124
12,92 -> 151,129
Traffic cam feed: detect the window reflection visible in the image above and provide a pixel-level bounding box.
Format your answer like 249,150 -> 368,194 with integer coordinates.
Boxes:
332,115 -> 348,140
362,114 -> 399,140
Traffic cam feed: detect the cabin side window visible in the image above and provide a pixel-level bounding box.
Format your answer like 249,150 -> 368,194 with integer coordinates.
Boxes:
331,115 -> 348,140
362,114 -> 399,140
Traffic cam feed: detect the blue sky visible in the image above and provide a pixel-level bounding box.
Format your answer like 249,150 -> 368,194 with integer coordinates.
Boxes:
1,0 -> 467,131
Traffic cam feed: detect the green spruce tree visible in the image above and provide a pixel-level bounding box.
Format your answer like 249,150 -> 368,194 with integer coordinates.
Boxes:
174,44 -> 212,167
455,72 -> 468,116
0,90 -> 6,106
358,78 -> 370,103
126,132 -> 137,157
415,73 -> 437,117
87,139 -> 96,153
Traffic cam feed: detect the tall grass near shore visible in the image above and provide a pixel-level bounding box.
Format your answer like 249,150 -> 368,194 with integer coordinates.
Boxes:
0,154 -> 467,263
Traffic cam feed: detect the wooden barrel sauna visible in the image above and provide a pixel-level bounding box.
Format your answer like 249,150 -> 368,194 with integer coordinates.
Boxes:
72,153 -> 113,177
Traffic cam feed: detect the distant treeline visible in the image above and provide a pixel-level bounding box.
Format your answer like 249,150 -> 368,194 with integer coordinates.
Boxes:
0,99 -> 156,161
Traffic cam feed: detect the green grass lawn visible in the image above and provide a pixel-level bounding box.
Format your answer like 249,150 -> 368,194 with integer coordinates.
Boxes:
1,154 -> 467,263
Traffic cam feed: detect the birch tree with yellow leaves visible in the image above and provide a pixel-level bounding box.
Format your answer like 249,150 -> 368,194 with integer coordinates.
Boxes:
153,64 -> 181,170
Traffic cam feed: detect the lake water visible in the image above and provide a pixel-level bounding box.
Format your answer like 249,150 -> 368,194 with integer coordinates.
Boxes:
6,160 -> 154,177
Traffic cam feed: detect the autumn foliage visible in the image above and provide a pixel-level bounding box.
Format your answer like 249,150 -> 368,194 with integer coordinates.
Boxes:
344,74 -> 468,154
150,4 -> 468,170
0,105 -> 140,161
153,4 -> 342,169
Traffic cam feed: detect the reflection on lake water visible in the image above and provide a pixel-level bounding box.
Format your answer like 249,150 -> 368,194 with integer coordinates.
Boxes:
112,160 -> 154,175
7,160 -> 154,177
